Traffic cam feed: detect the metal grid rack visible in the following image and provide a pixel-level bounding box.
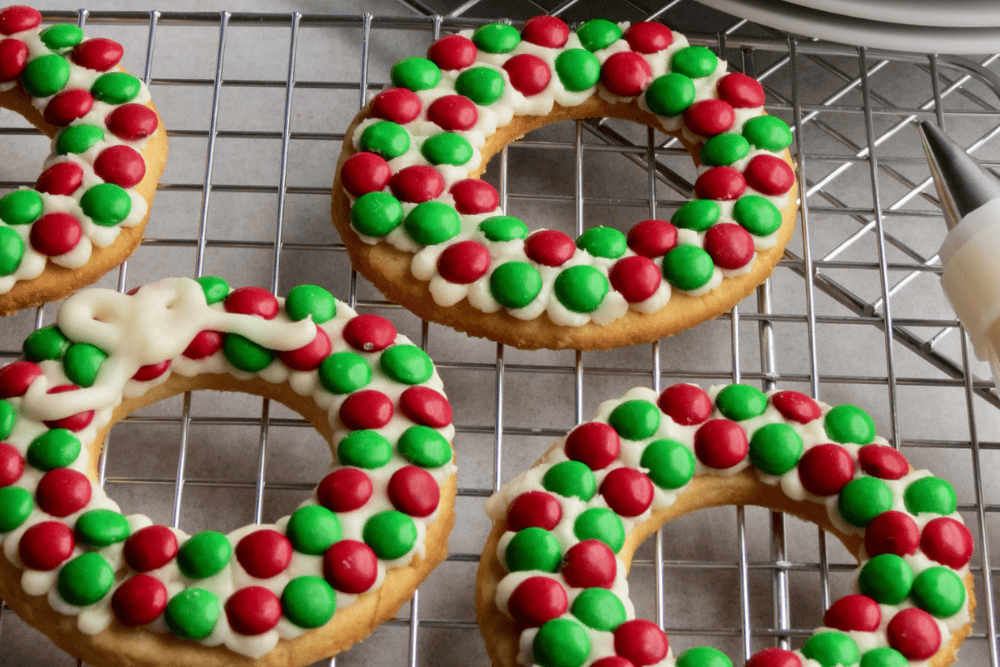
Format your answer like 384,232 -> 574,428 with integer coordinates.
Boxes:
1,1 -> 999,665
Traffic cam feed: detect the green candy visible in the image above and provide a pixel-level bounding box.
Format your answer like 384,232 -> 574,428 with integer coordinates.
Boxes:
223,333 -> 274,372
715,384 -> 768,420
41,24 -> 84,50
338,430 -> 392,469
319,351 -> 371,394
859,647 -> 909,667
351,191 -> 403,237
359,121 -> 410,159
195,276 -> 229,304
609,399 -> 660,440
534,618 -> 590,667
671,46 -> 718,79
677,646 -> 734,667
645,72 -> 696,117
662,244 -> 714,291
57,552 -> 114,606
0,189 -> 43,226
0,400 -> 14,440
577,19 -> 622,52
505,527 -> 561,572
749,423 -> 803,475
554,49 -> 600,92
27,429 -> 81,471
381,344 -> 433,385
490,262 -> 542,309
64,342 -> 107,387
166,588 -> 219,639
287,505 -> 341,555
397,425 -> 452,468
641,439 -> 695,489
543,460 -> 596,501
701,133 -> 750,167
733,195 -> 782,236
838,476 -> 893,527
473,23 -> 520,53
403,201 -> 461,245
455,66 -> 504,105
824,404 -> 876,444
570,587 -> 626,631
364,510 -> 417,559
0,486 -> 32,532
576,226 -> 626,259
282,576 -> 335,629
81,183 -> 132,226
75,509 -> 130,546
904,476 -> 957,515
56,124 -> 104,155
858,553 -> 913,604
91,72 -> 142,104
479,215 -> 528,242
574,507 -> 625,551
742,115 -> 793,151
801,631 -> 860,667
177,531 -> 232,578
554,265 -> 608,313
421,132 -> 474,166
23,325 -> 69,361
22,54 -> 70,97
390,57 -> 441,91
672,199 -> 720,231
0,227 -> 25,277
911,566 -> 965,617
285,284 -> 336,323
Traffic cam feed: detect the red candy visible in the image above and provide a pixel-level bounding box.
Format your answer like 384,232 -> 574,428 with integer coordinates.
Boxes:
182,330 -> 224,359
658,384 -> 713,426
684,99 -> 735,137
339,151 -> 391,197
343,313 -> 396,352
235,529 -> 292,579
43,385 -> 94,432
450,179 -> 499,214
717,72 -> 765,108
521,15 -> 569,48
317,467 -> 373,513
225,586 -> 281,635
624,22 -> 673,54
694,419 -> 748,469
124,525 -> 178,572
224,286 -> 279,319
30,212 -> 82,256
94,145 -> 146,188
770,390 -> 820,424
427,34 -> 477,71
71,38 -> 124,71
507,490 -> 562,531
797,444 -> 854,496
132,360 -> 170,382
858,444 -> 908,480
600,51 -> 652,97
592,659 -> 636,667
695,167 -> 746,201
600,466 -> 654,517
388,465 -> 440,517
35,467 -> 91,517
704,222 -> 754,270
339,389 -> 393,430
823,594 -> 881,632
324,539 -> 378,593
0,6 -> 40,35
369,87 -> 422,125
524,229 -> 575,267
0,360 -> 42,398
112,574 -> 167,627
427,94 -> 479,132
0,443 -> 24,486
627,219 -> 677,258
18,521 -> 74,571
562,539 -> 616,589
400,386 -> 453,428
864,510 -> 919,557
508,576 -> 568,627
565,421 -> 620,470
437,240 -> 490,284
745,155 -> 795,196
503,54 -> 551,96
0,38 -> 27,81
389,165 -> 446,203
105,104 -> 158,141
43,89 -> 94,127
609,256 -> 660,303
887,607 -> 941,660
746,648 -> 802,667
279,327 -> 332,371
921,517 -> 974,568
613,619 -> 669,666
36,161 -> 84,196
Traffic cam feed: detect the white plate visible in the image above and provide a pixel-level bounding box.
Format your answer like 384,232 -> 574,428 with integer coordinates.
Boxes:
696,0 -> 1000,53
783,0 -> 1000,28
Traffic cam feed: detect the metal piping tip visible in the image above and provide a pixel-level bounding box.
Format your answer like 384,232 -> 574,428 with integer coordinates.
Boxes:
919,121 -> 1000,230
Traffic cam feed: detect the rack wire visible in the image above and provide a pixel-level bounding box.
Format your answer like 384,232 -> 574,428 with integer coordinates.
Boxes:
1,1 -> 999,665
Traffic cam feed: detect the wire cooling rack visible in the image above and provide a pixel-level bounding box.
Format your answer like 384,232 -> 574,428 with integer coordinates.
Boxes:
2,1 -> 1000,665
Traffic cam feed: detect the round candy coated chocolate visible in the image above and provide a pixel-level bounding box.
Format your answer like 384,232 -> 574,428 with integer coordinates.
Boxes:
0,189 -> 43,226
30,212 -> 82,256
451,179 -> 499,214
554,265 -> 609,313
801,631 -> 859,667
600,51 -> 651,97
838,476 -> 893,527
91,71 -> 141,104
684,99 -> 735,137
701,133 -> 750,167
695,419 -> 748,469
555,49 -> 600,92
717,72 -> 765,108
646,72 -> 696,117
320,352 -> 373,395
343,313 -> 396,352
370,87 -> 421,124
166,588 -> 219,639
672,199 -> 719,232
857,444 -> 908,480
504,53 -> 551,96
746,648 -> 801,667
534,618 -> 590,667
641,438 -> 695,490
770,390 -> 820,423
224,285 -> 278,318
80,183 -> 131,226
525,229 -> 576,266
627,218 -> 678,258
823,594 -> 881,632
658,384 -> 713,426
223,334 -> 274,373
22,53 -> 69,97
749,423 -> 803,476
40,23 -> 82,50
340,152 -> 390,197
399,385 -> 453,427
317,467 -> 373,513
662,244 -> 714,291
505,526 -> 561,572
573,507 -> 625,552
577,226 -> 626,259
94,145 -> 145,188
281,576 -> 336,629
427,94 -> 478,131
697,219 -> 755,267
886,607 -> 941,660
507,491 -> 562,531
421,132 -> 474,167
427,34 -> 477,70
614,619 -> 669,666
695,166 -> 746,201
44,89 -> 94,127
72,38 -> 124,71
0,399 -> 13,438
56,124 -> 104,155
438,240 -> 490,284
797,444 -> 853,497
745,155 -> 795,196
58,552 -> 114,606
36,467 -> 91,517
610,256 -> 660,303
904,476 -> 956,515
0,360 -> 42,397
743,115 -> 793,151
287,505 -> 341,555
733,195 -> 783,236
397,425 -> 452,468
677,647 -> 733,667
490,261 -> 542,308
0,234 -> 26,275
565,421 -> 620,470
279,328 -> 331,371
235,529 -> 292,579
508,576 -> 568,627
717,384 -> 768,421
19,521 -> 74,571
609,399 -> 660,440
911,566 -> 965,618
0,486 -> 31,532
225,586 -> 281,635
106,104 -> 158,141
824,404 -> 875,444
0,442 -> 24,486
522,16 -> 570,48
571,587 -> 626,631
473,22 -> 520,54
480,215 -> 528,242
388,466 -> 440,517
864,510 -> 919,557
624,22 -> 673,53
360,121 -> 410,159
577,18 -> 621,52
285,284 -> 337,324
74,508 -> 130,546
125,525 -> 178,572
112,574 -> 167,627
672,46 -> 718,78
391,165 -> 445,203
0,6 -> 41,35
182,330 -> 223,359
455,66 -> 504,106
600,466 -> 654,517
858,553 -> 913,604
178,531 -> 231,579
23,326 -> 70,362
543,460 -> 596,501
921,517 -> 973,568
390,57 -> 441,91
381,344 -> 433,385
859,648 -> 908,667
323,540 -> 378,594
562,539 -> 616,589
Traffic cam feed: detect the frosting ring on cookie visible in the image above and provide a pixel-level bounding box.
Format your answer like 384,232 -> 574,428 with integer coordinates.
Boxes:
0,277 -> 456,666
332,17 -> 797,350
0,5 -> 167,315
476,384 -> 974,667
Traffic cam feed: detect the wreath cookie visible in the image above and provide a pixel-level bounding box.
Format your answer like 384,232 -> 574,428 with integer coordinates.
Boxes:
0,5 -> 167,315
477,384 -> 975,667
0,277 -> 456,667
332,17 -> 797,350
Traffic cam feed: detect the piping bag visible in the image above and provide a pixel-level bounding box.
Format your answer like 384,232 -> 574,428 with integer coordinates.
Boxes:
919,121 -> 1000,388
